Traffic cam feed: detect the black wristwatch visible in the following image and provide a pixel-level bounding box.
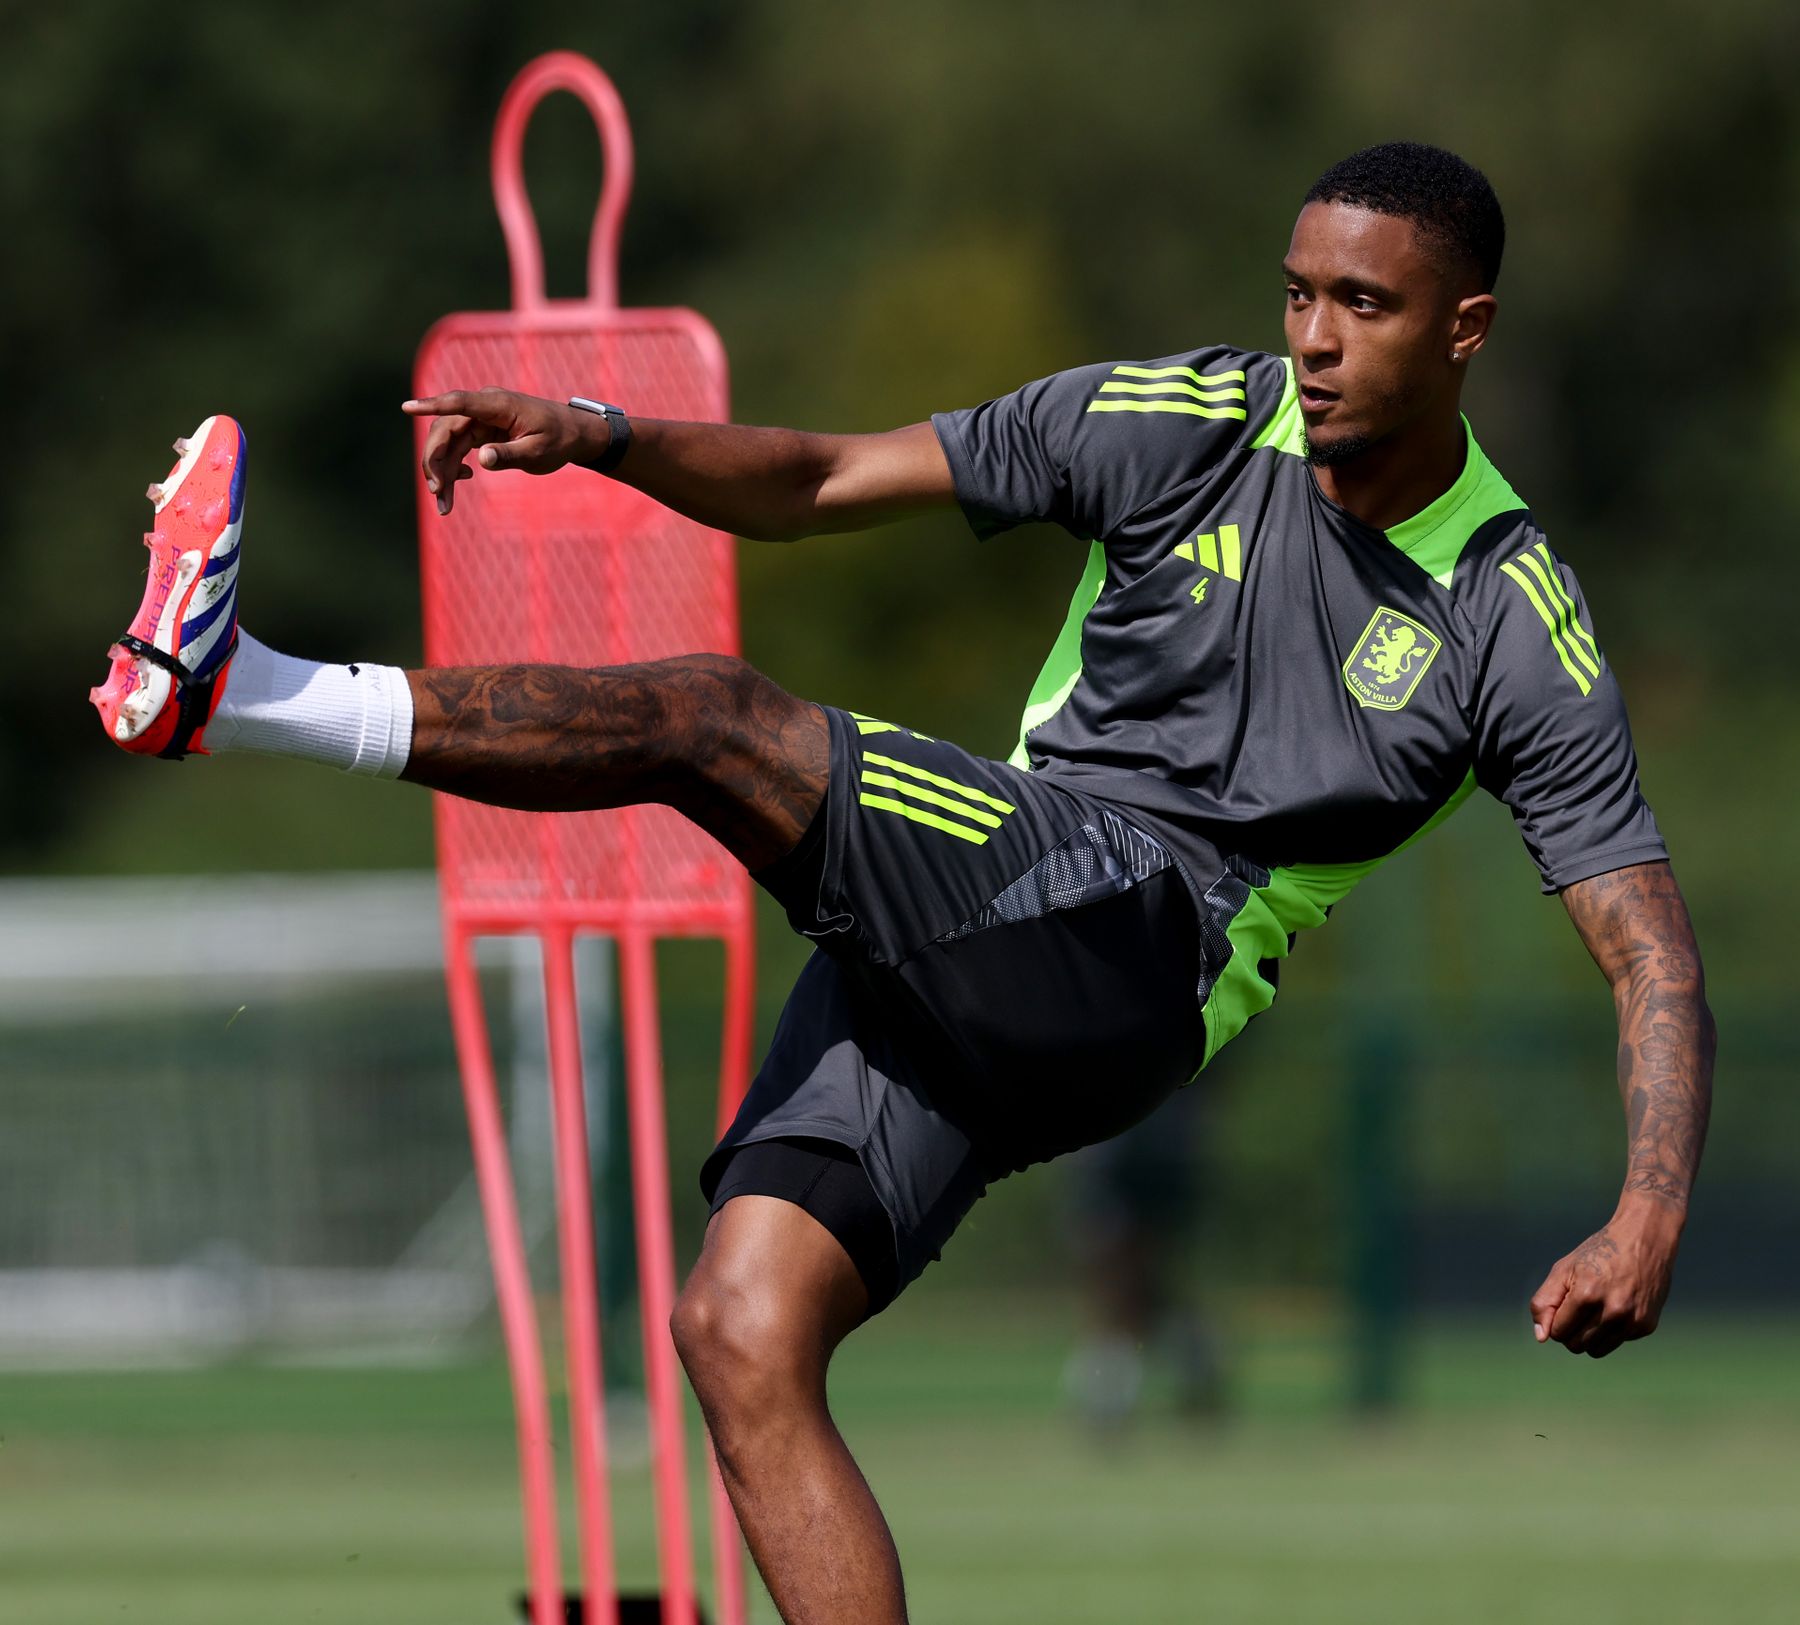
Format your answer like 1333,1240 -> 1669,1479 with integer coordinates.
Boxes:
567,397 -> 632,473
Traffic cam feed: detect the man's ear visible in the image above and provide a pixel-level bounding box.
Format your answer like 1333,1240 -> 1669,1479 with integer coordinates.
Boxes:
1450,293 -> 1498,365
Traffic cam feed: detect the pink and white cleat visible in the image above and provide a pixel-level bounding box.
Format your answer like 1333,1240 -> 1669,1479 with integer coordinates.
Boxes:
90,415 -> 246,759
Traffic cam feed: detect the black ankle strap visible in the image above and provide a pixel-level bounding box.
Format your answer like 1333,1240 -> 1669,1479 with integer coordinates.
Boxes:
114,629 -> 237,759
115,632 -> 193,687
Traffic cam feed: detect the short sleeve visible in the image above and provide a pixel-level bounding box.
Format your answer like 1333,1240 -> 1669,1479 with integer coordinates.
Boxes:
931,346 -> 1278,542
1472,535 -> 1668,892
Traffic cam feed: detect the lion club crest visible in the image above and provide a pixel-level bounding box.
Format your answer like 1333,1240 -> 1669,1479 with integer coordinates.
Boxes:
1343,607 -> 1442,711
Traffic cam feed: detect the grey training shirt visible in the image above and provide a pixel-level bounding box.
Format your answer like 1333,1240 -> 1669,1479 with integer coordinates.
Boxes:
932,345 -> 1666,1061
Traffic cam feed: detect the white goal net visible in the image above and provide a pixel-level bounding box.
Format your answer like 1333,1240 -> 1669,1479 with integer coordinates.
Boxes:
0,873 -> 617,1368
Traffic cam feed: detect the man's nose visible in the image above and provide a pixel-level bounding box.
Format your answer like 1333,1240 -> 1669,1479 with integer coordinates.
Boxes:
1297,304 -> 1340,361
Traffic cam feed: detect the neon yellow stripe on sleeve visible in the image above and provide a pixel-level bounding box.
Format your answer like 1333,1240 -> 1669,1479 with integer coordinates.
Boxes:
1098,380 -> 1247,404
1530,543 -> 1602,668
1500,561 -> 1592,695
1516,551 -> 1601,677
1112,364 -> 1248,387
1085,401 -> 1248,421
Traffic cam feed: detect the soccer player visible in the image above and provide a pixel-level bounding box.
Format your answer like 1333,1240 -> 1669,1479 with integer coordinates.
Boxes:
93,143 -> 1714,1624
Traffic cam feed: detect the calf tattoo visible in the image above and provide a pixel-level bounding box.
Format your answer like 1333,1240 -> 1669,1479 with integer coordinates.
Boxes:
402,653 -> 829,872
1562,861 -> 1716,1208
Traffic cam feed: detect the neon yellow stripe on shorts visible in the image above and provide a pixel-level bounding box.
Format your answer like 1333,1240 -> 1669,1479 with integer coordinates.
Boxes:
860,771 -> 1005,828
861,751 -> 1017,814
858,793 -> 990,844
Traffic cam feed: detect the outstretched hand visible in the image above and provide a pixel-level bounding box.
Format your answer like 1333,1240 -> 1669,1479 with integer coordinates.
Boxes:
402,389 -> 595,514
1528,1200 -> 1681,1358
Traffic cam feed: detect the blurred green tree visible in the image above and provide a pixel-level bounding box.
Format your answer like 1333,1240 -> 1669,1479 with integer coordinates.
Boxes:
3,0 -> 1793,1001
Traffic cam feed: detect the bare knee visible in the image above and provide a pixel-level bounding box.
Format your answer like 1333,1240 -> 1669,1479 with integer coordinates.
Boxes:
673,1272 -> 824,1478
672,1263 -> 811,1413
653,654 -> 812,749
651,651 -> 763,698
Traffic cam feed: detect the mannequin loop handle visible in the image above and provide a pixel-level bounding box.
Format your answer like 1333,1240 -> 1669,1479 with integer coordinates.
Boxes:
491,51 -> 634,311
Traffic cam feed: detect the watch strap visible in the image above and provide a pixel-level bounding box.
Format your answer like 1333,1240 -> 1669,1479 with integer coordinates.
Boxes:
567,397 -> 632,473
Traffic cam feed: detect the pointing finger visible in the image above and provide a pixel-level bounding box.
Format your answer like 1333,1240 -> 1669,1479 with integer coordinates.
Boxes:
402,393 -> 469,418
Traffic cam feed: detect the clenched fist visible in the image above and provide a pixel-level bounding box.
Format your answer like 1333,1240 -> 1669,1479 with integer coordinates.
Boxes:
1529,1196 -> 1683,1358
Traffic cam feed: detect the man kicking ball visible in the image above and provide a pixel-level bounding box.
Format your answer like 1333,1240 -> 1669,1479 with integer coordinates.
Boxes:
92,143 -> 1714,1624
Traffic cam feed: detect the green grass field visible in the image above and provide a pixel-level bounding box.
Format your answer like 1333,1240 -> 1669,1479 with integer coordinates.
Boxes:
4,1299 -> 1797,1624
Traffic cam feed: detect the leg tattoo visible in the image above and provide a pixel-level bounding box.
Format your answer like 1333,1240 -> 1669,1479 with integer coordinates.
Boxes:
401,653 -> 829,872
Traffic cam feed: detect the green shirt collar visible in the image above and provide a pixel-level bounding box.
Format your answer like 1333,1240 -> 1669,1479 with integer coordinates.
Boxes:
1384,419 -> 1524,588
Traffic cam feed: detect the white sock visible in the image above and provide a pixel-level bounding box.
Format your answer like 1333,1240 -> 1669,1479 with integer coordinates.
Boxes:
207,630 -> 414,778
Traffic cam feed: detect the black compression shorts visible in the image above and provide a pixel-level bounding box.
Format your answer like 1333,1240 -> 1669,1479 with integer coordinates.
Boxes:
701,706 -> 1226,1308
707,1137 -> 900,1313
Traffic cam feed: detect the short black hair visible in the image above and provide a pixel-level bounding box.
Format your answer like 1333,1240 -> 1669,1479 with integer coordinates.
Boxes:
1304,142 -> 1505,293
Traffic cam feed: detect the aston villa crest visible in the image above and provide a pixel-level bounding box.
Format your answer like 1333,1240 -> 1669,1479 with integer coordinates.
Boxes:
1344,607 -> 1441,711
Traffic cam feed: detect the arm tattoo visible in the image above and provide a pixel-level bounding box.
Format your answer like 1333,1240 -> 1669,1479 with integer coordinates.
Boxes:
1562,862 -> 1716,1210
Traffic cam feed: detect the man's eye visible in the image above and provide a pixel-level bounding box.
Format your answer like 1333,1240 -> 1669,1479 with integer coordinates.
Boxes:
1285,285 -> 1307,304
1349,295 -> 1380,313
